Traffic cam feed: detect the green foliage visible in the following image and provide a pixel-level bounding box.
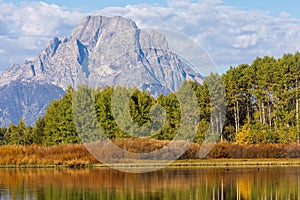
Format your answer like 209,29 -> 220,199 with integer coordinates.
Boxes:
0,127 -> 8,145
2,52 -> 300,146
153,93 -> 181,140
3,119 -> 32,145
223,52 -> 300,144
43,86 -> 80,146
73,85 -> 102,143
95,86 -> 127,139
31,117 -> 45,144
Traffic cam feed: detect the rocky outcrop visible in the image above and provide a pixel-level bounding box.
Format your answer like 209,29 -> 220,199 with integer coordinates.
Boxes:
0,82 -> 64,125
0,15 -> 203,126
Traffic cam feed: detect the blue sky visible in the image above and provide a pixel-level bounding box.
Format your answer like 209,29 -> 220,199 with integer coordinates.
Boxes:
0,0 -> 300,73
4,0 -> 299,18
3,0 -> 168,10
225,0 -> 300,18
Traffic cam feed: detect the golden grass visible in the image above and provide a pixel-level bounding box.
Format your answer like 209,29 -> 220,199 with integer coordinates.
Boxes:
0,144 -> 99,166
1,140 -> 300,167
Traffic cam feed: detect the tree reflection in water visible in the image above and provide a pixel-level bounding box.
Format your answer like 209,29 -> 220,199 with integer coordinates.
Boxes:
0,167 -> 299,199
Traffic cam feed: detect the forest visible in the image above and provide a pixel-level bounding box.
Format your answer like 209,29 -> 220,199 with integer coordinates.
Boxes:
1,52 -> 300,146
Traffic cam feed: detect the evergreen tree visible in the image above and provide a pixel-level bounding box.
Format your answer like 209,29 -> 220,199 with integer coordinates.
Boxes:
43,86 -> 80,145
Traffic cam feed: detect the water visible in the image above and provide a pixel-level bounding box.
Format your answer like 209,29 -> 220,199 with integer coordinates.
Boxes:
0,166 -> 300,199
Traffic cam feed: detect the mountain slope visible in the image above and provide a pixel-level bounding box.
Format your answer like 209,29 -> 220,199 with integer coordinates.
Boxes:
0,15 -> 202,126
0,82 -> 64,125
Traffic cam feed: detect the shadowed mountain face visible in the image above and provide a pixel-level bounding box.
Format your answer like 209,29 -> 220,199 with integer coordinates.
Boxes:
0,82 -> 64,126
0,15 -> 202,126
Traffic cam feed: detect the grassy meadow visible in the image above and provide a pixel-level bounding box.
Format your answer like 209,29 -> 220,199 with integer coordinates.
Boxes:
1,138 -> 300,167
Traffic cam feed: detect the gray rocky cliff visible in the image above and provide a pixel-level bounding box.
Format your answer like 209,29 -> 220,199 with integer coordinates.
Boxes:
0,15 -> 203,126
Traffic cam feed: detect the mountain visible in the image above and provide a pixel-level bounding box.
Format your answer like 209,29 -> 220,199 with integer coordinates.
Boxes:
0,82 -> 64,126
0,15 -> 203,126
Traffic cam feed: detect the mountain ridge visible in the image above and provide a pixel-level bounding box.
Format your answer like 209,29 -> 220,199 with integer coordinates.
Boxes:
0,15 -> 203,126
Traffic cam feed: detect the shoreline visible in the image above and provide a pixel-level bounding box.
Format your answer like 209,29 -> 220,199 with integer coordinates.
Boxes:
1,158 -> 300,169
2,143 -> 300,169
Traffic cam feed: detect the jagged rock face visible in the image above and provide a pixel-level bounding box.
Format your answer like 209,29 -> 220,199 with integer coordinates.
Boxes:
0,82 -> 64,125
0,15 -> 203,126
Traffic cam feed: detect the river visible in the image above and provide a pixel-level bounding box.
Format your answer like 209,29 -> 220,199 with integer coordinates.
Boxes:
0,166 -> 300,199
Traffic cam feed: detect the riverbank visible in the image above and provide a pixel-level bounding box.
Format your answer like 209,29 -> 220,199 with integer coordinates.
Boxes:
1,140 -> 300,168
1,158 -> 300,169
94,158 -> 300,168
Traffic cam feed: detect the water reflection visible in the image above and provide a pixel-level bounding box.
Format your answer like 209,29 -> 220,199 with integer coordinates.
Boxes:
0,167 -> 300,199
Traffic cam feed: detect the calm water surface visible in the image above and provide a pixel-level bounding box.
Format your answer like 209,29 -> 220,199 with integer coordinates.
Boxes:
0,166 -> 300,199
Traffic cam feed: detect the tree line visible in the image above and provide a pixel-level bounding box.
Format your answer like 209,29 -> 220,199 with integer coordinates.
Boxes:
224,52 -> 300,144
0,82 -> 209,146
0,52 -> 300,146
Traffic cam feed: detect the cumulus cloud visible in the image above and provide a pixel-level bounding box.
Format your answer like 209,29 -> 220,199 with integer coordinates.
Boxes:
2,1 -> 84,37
97,0 -> 300,72
0,1 -> 84,70
0,0 -> 300,73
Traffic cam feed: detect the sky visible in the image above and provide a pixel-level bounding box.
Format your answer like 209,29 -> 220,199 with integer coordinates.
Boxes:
0,0 -> 300,73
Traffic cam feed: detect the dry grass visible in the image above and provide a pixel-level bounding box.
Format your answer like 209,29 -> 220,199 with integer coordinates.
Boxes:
0,144 -> 99,166
1,140 -> 300,166
207,142 -> 300,159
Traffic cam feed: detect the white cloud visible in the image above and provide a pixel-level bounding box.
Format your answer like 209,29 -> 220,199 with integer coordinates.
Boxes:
97,0 -> 300,72
0,0 -> 300,73
8,2 -> 84,37
0,1 -> 85,70
233,34 -> 259,49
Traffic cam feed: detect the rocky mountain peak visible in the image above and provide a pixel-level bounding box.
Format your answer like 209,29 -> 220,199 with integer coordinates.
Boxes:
0,15 -> 203,126
71,15 -> 138,50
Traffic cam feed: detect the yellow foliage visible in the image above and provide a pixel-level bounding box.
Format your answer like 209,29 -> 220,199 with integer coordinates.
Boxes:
236,125 -> 253,144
